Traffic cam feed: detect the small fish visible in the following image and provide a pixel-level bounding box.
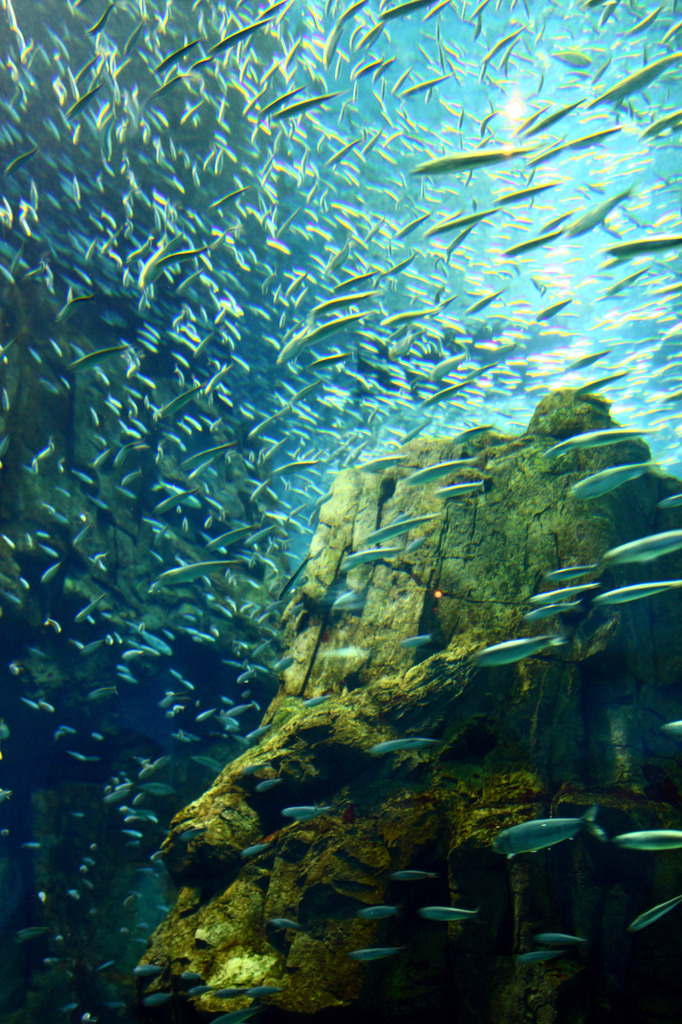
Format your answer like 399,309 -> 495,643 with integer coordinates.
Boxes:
141,993 -> 172,1007
66,83 -> 103,120
494,805 -> 603,858
627,894 -> 682,932
211,1009 -> 260,1024
412,146 -> 532,176
435,481 -> 485,499
593,582 -> 682,606
404,460 -> 477,487
132,964 -> 164,977
369,738 -> 437,754
658,494 -> 682,509
389,869 -> 438,880
281,805 -> 332,821
380,0 -> 437,19
246,985 -> 282,997
356,905 -> 400,919
268,918 -> 303,930
523,602 -> 582,623
603,530 -> 682,566
343,546 -> 403,571
544,428 -> 652,459
534,932 -> 587,946
529,584 -> 599,607
363,514 -> 439,546
149,560 -> 235,591
544,565 -> 598,583
417,906 -> 479,921
570,462 -> 659,500
474,635 -> 565,667
516,950 -> 566,964
347,946 -> 403,960
400,635 -> 433,649
661,721 -> 682,738
357,455 -> 405,473
604,235 -> 682,261
520,100 -> 584,138
503,229 -> 564,258
5,146 -> 39,177
15,926 -> 50,942
587,51 -> 682,108
612,831 -> 682,851
240,842 -> 272,858
331,590 -> 366,612
270,91 -> 342,121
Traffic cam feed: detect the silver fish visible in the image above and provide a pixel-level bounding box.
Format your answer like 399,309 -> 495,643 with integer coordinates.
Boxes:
494,805 -> 602,857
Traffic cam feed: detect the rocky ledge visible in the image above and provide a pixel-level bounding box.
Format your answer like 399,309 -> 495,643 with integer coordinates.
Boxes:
138,390 -> 682,1024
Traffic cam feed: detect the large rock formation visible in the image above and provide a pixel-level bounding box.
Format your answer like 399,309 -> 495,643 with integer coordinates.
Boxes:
138,390 -> 682,1023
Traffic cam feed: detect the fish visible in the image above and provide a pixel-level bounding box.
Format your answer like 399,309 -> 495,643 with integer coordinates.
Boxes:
347,946 -> 403,960
380,0 -> 438,20
661,721 -> 682,738
149,560 -> 235,591
533,933 -> 587,946
270,91 -> 343,121
435,481 -> 485,499
543,565 -> 598,583
564,189 -> 632,238
356,905 -> 400,919
400,634 -> 433,648
603,531 -> 682,566
516,950 -> 566,964
66,83 -> 103,120
627,895 -> 682,933
603,235 -> 682,260
528,584 -> 599,606
474,635 -> 566,667
389,870 -> 438,880
343,546 -> 403,570
587,52 -> 682,107
240,842 -> 273,858
417,906 -> 479,921
612,831 -> 682,851
357,455 -> 405,473
403,460 -> 479,486
544,429 -> 653,459
503,229 -> 564,258
519,99 -> 584,138
281,805 -> 332,821
569,462 -> 660,500
494,805 -> 603,857
412,147 -> 532,176
593,582 -> 682,606
5,146 -> 39,177
424,208 -> 500,238
658,494 -> 682,510
369,738 -> 438,754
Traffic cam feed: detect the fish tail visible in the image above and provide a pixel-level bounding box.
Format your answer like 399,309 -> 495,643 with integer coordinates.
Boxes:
582,804 -> 608,840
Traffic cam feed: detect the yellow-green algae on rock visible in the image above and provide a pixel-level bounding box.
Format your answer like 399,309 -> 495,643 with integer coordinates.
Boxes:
138,391 -> 682,1023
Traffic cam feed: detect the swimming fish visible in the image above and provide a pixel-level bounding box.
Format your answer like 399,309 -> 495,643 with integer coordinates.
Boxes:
494,805 -> 603,858
474,635 -> 565,667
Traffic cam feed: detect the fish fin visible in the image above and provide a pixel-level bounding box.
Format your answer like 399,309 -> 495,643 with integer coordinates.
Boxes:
582,804 -> 607,840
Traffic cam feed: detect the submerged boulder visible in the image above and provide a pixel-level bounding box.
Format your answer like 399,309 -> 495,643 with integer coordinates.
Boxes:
139,390 -> 682,1023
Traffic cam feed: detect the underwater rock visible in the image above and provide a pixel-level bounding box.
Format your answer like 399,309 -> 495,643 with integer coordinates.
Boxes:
140,390 -> 682,1023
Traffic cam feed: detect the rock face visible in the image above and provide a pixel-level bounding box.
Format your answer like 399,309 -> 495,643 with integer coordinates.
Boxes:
140,390 -> 682,1023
